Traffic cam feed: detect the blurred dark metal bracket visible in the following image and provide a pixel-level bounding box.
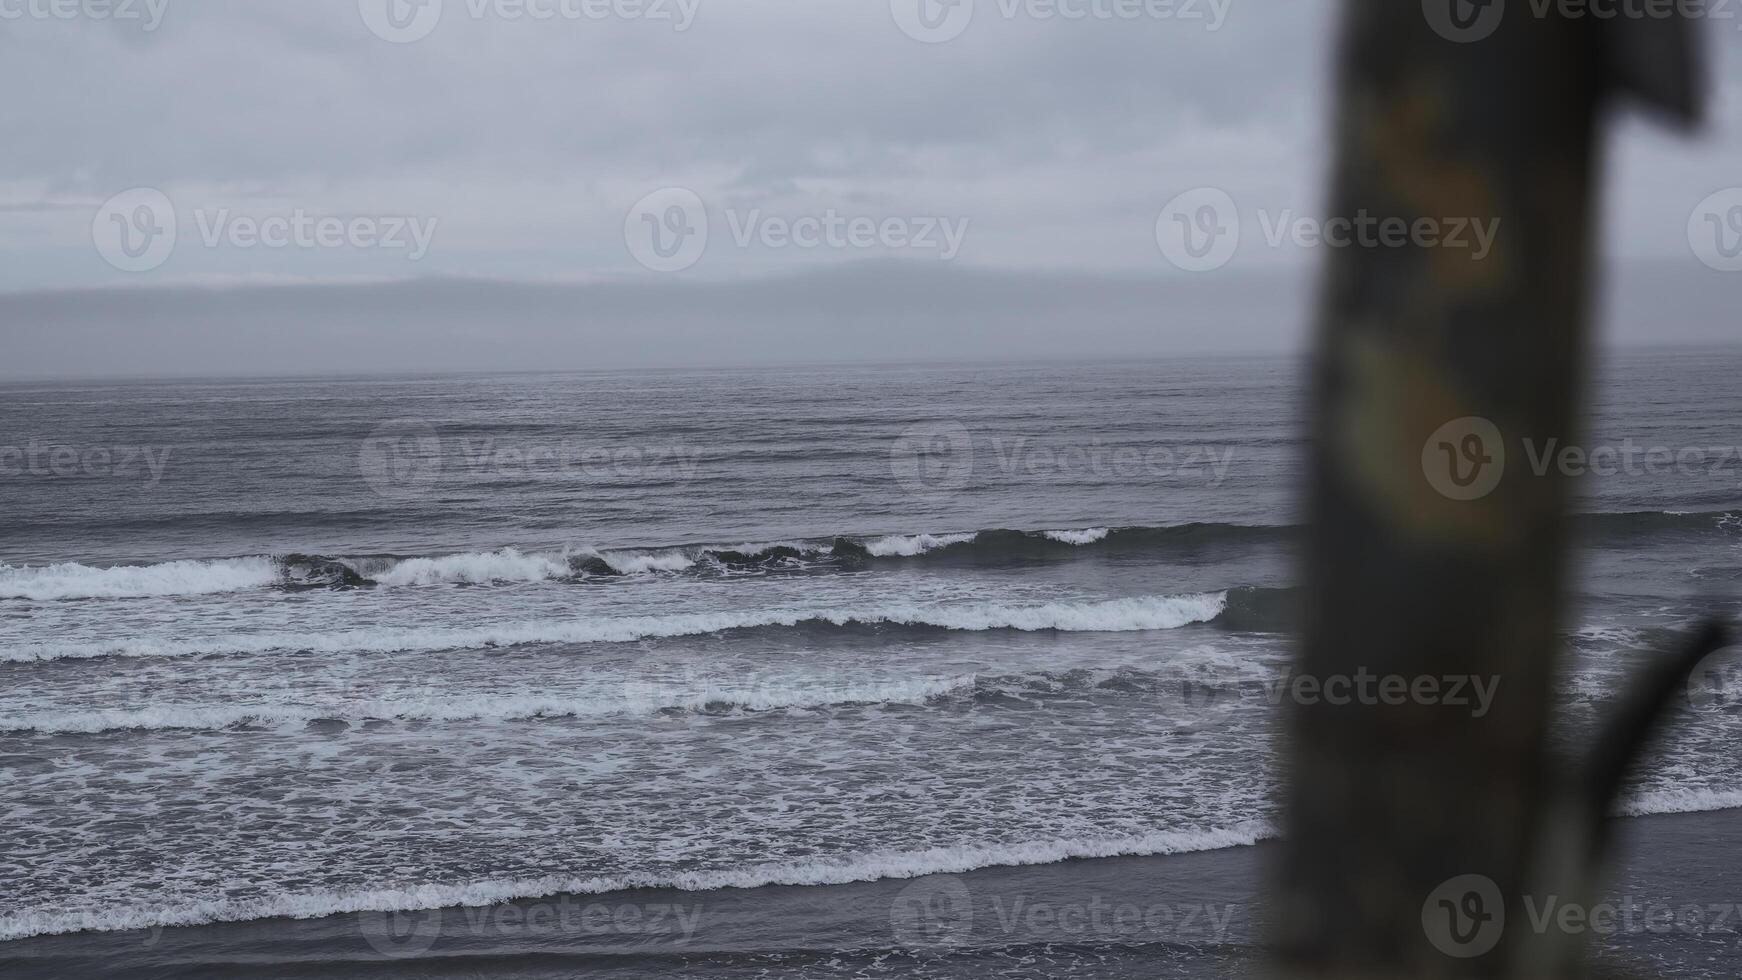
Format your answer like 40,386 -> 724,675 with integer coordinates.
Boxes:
1600,6 -> 1704,122
1270,2 -> 1707,977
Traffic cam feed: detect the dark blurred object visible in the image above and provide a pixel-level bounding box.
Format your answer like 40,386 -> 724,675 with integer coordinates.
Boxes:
1272,1 -> 1703,977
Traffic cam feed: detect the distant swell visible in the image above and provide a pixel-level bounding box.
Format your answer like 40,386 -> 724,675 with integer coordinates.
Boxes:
0,822 -> 1275,941
2,674 -> 979,735
1,592 -> 1229,663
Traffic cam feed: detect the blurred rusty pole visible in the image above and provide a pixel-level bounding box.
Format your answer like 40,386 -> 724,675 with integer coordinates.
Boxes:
1273,1 -> 1700,977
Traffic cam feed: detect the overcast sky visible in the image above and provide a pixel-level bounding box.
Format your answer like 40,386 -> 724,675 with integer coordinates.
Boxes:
1,0 -> 1738,377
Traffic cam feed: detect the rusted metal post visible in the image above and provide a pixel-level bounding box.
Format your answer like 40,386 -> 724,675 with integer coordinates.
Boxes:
1273,2 -> 1700,977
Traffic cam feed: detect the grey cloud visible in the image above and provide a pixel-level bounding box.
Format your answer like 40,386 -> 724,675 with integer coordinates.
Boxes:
0,0 -> 1737,355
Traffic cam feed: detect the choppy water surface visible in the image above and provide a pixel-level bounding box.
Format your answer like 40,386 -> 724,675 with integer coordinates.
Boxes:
3,350 -> 1741,953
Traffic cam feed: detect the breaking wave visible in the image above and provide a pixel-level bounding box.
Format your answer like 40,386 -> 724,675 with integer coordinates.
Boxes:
5,510 -> 1722,601
2,674 -> 979,734
2,592 -> 1231,663
0,557 -> 281,601
0,822 -> 1276,941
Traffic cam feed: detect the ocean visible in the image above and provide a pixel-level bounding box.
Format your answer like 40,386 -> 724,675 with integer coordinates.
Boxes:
3,348 -> 1742,976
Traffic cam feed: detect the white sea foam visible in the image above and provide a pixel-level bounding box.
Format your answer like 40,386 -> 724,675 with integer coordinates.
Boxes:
0,525 -> 1127,599
349,546 -> 697,583
862,533 -> 978,557
374,548 -> 570,586
10,785 -> 1742,942
0,557 -> 280,600
1616,786 -> 1742,818
3,592 -> 1229,663
0,821 -> 1274,941
1042,527 -> 1111,546
600,550 -> 696,574
3,674 -> 978,734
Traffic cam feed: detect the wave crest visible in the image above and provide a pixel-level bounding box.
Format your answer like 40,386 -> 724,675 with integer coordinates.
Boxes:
0,557 -> 280,601
3,592 -> 1229,664
3,674 -> 979,734
372,548 -> 572,587
6,511 -> 1734,601
0,821 -> 1274,941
